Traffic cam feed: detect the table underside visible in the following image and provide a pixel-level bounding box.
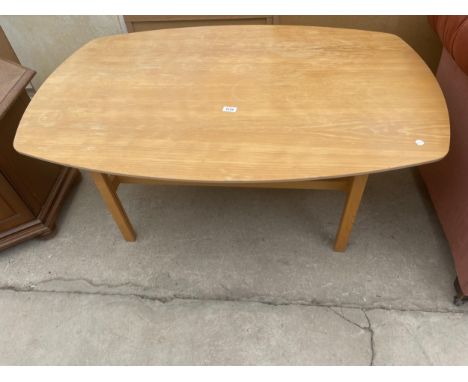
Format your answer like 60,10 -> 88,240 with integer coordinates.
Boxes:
91,172 -> 368,252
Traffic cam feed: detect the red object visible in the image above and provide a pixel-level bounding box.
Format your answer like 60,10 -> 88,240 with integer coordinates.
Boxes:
428,16 -> 468,75
420,16 -> 468,297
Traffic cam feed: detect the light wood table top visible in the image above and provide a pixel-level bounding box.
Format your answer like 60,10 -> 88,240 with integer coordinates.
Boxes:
15,25 -> 449,183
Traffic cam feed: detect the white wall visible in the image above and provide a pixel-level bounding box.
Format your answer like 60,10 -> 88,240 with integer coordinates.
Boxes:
0,16 -> 126,89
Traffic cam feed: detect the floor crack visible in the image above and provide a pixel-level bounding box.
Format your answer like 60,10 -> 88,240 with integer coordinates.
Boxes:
363,310 -> 376,366
0,278 -> 466,317
32,276 -> 148,292
328,307 -> 368,330
329,307 -> 375,365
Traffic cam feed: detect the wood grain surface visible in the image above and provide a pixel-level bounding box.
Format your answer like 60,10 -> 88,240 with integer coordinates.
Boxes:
14,25 -> 449,182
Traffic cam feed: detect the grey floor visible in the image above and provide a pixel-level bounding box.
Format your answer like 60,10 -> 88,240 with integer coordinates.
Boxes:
0,169 -> 467,365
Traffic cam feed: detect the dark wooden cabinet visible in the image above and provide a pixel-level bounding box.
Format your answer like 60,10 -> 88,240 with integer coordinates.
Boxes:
0,58 -> 80,251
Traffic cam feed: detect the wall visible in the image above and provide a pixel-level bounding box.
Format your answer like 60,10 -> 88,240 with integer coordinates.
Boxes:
0,16 -> 126,89
279,16 -> 442,72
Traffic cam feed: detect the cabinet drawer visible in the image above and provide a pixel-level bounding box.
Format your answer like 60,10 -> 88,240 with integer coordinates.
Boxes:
0,172 -> 33,232
124,15 -> 277,33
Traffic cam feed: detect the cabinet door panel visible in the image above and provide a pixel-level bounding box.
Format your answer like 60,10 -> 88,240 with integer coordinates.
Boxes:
0,92 -> 62,215
0,172 -> 33,232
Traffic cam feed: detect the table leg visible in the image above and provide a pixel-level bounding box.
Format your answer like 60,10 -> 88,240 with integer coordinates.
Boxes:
334,174 -> 368,252
91,172 -> 136,241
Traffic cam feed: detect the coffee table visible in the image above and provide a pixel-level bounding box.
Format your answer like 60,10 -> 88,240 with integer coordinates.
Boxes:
14,26 -> 449,251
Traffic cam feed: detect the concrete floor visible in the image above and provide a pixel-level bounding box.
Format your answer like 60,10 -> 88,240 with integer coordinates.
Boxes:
0,169 -> 467,365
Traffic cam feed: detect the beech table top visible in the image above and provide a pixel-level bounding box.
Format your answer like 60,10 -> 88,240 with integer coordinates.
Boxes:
15,25 -> 449,182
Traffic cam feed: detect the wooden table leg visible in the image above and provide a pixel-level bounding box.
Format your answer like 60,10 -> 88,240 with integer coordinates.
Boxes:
334,174 -> 368,252
91,172 -> 136,241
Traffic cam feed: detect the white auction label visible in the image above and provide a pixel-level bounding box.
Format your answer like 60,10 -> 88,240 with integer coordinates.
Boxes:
415,139 -> 425,146
222,106 -> 237,113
